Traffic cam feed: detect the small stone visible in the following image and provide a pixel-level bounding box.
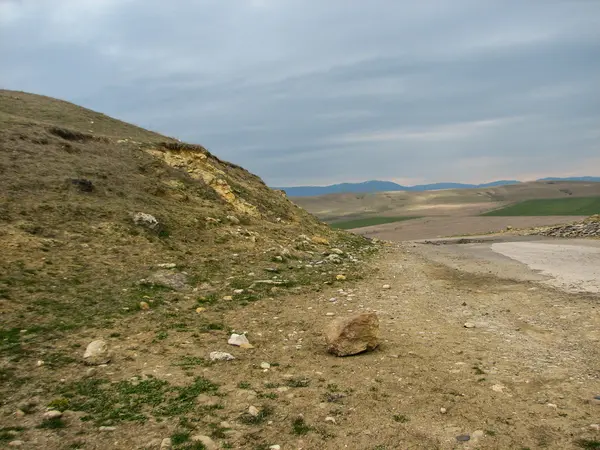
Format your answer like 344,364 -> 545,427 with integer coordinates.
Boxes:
472,430 -> 485,438
223,295 -> 233,301
331,248 -> 344,255
209,351 -> 235,361
463,322 -> 475,329
382,284 -> 391,290
36,360 -> 44,367
336,274 -> 346,281
85,368 -> 97,377
589,424 -> 600,431
233,289 -> 244,294
157,263 -> 177,269
83,340 -> 111,365
248,406 -> 260,417
139,301 -> 150,310
191,435 -> 217,450
132,212 -> 159,229
227,215 -> 241,224
196,307 -> 206,313
160,438 -> 172,450
491,384 -> 505,393
456,434 -> 470,442
269,446 -> 281,450
8,441 -> 24,447
547,403 -> 558,408
14,409 -> 25,418
440,407 -> 447,414
260,362 -> 271,369
325,416 -> 336,424
326,312 -> 335,316
99,426 -> 116,431
228,333 -> 250,347
43,410 -> 63,420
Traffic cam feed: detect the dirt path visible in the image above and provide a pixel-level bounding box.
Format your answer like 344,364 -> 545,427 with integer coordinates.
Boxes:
3,243 -> 599,449
218,243 -> 600,449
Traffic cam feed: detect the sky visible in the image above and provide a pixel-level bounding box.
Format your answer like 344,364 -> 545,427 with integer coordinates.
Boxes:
1,0 -> 599,187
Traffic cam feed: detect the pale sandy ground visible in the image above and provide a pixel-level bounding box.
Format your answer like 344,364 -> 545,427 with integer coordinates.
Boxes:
354,216 -> 587,241
411,236 -> 600,295
492,241 -> 600,293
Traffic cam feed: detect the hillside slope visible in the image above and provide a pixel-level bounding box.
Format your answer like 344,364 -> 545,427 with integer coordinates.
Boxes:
0,90 -> 378,449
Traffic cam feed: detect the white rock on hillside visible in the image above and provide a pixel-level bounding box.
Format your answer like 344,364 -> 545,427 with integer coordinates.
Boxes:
83,340 -> 111,365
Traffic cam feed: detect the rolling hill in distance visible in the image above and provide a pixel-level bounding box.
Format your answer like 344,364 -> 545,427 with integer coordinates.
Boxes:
277,178 -> 600,197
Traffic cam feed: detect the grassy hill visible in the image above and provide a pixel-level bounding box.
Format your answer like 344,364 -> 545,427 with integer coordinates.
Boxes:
0,90 -> 378,448
295,180 -> 600,222
482,197 -> 600,216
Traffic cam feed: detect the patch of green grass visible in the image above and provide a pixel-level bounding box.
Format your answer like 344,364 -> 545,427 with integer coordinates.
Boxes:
237,381 -> 252,389
0,427 -> 25,442
482,197 -> 600,216
171,431 -> 191,445
200,322 -> 225,332
576,440 -> 600,449
292,416 -> 312,435
0,327 -> 24,359
48,397 -> 70,411
286,378 -> 310,388
59,375 -> 219,424
38,417 -> 66,429
179,443 -> 207,450
392,414 -> 409,423
330,216 -> 420,230
155,330 -> 169,341
258,392 -> 278,400
173,356 -> 212,369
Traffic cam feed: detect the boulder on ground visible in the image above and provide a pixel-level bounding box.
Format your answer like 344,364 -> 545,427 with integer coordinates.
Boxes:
324,312 -> 380,356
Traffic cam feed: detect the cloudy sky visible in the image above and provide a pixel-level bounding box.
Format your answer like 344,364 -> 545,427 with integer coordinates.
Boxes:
1,0 -> 599,186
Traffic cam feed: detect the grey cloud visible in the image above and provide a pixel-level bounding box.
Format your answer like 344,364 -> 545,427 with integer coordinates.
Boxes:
1,0 -> 599,185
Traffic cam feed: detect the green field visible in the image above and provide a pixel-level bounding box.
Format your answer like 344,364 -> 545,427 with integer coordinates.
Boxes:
330,216 -> 420,230
482,196 -> 600,216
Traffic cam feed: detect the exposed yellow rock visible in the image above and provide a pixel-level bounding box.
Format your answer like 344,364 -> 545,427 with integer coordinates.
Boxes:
146,147 -> 259,216
311,236 -> 330,245
336,274 -> 347,281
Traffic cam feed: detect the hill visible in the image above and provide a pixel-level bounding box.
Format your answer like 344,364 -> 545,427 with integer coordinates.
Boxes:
294,180 -> 600,223
0,90 -> 378,448
276,180 -> 521,197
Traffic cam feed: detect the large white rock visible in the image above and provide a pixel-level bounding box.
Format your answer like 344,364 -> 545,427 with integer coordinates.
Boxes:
228,333 -> 250,347
83,340 -> 111,365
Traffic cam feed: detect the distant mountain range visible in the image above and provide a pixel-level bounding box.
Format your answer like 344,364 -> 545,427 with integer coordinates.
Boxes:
276,177 -> 600,197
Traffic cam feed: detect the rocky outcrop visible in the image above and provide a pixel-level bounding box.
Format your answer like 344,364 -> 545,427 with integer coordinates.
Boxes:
526,215 -> 600,238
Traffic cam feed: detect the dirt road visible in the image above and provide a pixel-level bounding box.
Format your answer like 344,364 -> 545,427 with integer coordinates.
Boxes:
4,240 -> 599,449
221,240 -> 600,449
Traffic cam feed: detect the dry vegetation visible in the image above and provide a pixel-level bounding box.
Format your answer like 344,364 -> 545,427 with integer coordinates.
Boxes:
0,90 -> 380,449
